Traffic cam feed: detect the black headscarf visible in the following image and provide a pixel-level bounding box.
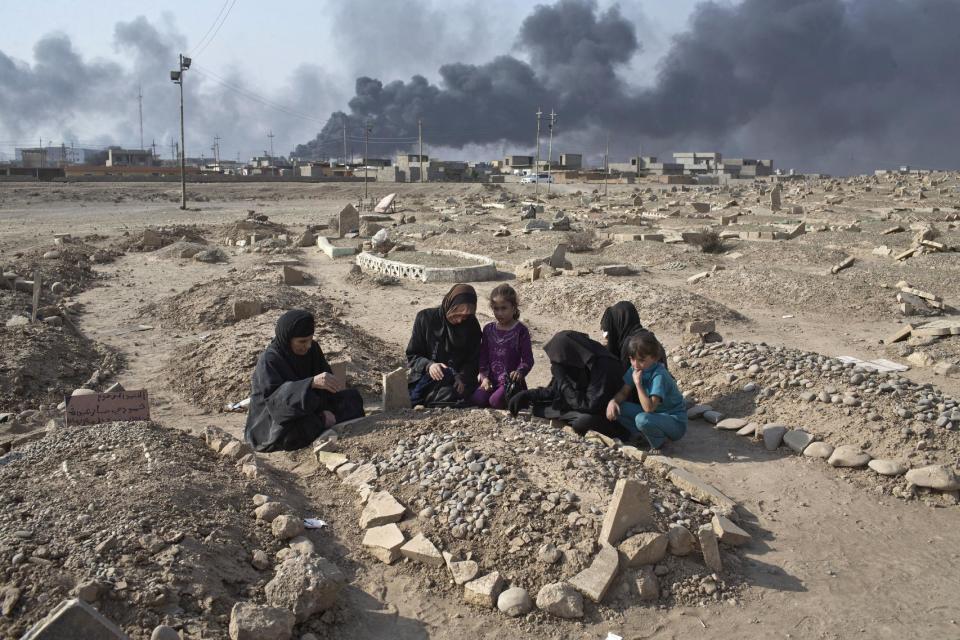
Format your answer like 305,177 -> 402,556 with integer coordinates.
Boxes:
439,283 -> 481,354
543,330 -> 609,369
271,309 -> 325,379
601,301 -> 645,365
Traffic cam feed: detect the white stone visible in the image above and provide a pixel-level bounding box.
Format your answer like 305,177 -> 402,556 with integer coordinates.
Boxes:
868,459 -> 908,477
828,445 -> 871,468
497,587 -> 532,617
905,464 -> 960,491
803,441 -> 834,458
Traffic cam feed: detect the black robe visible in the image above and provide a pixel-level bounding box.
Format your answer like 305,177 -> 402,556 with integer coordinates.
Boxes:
601,301 -> 667,373
244,339 -> 363,452
540,331 -> 623,414
406,307 -> 482,405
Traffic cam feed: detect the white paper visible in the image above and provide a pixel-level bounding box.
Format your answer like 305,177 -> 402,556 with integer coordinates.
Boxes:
304,518 -> 328,529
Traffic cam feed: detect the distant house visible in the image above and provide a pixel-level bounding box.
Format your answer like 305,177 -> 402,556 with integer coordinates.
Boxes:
106,148 -> 157,167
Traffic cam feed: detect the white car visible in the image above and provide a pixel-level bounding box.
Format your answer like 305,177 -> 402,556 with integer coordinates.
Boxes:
520,173 -> 553,184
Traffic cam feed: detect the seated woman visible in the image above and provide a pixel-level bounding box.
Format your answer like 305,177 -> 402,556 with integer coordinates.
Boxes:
600,300 -> 666,373
245,309 -> 364,452
606,332 -> 687,450
406,283 -> 482,407
508,330 -> 628,439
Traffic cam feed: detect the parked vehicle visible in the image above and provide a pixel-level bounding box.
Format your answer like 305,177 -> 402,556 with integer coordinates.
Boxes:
520,173 -> 553,184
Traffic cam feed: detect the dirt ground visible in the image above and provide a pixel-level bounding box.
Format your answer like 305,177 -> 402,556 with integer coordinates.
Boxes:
1,178 -> 959,639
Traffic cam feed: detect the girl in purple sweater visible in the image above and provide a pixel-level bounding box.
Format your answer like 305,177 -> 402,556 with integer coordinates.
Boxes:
471,284 -> 534,409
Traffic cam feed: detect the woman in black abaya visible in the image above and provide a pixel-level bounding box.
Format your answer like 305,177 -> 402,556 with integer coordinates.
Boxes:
508,330 -> 629,439
406,283 -> 482,407
245,309 -> 364,452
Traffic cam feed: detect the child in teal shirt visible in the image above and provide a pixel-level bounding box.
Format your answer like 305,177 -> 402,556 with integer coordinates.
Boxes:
605,331 -> 686,449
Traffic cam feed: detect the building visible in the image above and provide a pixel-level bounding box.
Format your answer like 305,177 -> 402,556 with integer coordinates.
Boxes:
15,146 -> 104,167
503,155 -> 535,172
672,152 -> 723,175
722,158 -> 774,177
559,153 -> 582,170
106,148 -> 157,167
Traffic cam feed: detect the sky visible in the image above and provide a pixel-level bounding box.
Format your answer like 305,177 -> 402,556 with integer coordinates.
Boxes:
0,0 -> 698,163
2,0 -> 959,175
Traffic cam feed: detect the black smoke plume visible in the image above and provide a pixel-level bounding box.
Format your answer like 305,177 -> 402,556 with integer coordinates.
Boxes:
296,0 -> 960,173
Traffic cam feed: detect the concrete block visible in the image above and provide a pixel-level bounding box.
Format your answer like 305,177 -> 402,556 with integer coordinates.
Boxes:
359,491 -> 406,529
711,514 -> 750,546
233,300 -> 263,322
698,524 -> 723,573
598,479 -> 655,546
464,572 -> 505,608
569,544 -> 619,603
399,533 -> 444,567
362,524 -> 405,564
382,367 -> 411,411
21,598 -> 128,640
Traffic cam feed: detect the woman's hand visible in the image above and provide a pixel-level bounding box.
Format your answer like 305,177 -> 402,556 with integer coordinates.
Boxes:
606,399 -> 621,422
454,378 -> 466,395
479,376 -> 493,391
312,372 -> 344,393
323,411 -> 337,428
509,370 -> 524,382
428,362 -> 448,381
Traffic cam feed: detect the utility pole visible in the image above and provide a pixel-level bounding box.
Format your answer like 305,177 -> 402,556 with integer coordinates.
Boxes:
604,132 -> 610,198
534,108 -> 542,196
267,131 -> 275,163
170,139 -> 175,161
547,109 -> 557,195
364,121 -> 372,202
170,53 -> 191,210
213,135 -> 221,167
342,117 -> 347,166
151,139 -> 157,161
137,83 -> 144,150
418,118 -> 424,183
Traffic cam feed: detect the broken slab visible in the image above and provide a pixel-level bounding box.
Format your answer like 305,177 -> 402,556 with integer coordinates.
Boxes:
447,559 -> 480,585
399,533 -> 444,567
697,524 -> 723,573
362,524 -> 406,564
282,265 -> 306,285
618,532 -> 668,567
21,598 -> 127,640
598,479 -> 655,546
569,544 -> 619,603
359,491 -> 406,529
830,256 -> 854,274
711,515 -> 750,546
686,319 -> 716,334
464,571 -> 505,608
886,324 -> 914,344
667,468 -> 737,517
343,462 -> 378,488
315,450 -> 348,473
382,367 -> 411,411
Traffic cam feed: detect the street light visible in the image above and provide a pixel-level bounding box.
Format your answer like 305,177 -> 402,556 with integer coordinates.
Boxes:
170,54 -> 191,210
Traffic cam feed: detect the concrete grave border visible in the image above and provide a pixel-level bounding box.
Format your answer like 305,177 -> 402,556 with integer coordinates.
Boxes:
355,249 -> 498,283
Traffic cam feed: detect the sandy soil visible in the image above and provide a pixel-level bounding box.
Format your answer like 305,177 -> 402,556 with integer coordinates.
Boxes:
1,178 -> 959,639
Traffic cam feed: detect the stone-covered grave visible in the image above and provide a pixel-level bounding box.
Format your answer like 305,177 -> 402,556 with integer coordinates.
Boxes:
672,340 -> 960,504
315,409 -> 749,620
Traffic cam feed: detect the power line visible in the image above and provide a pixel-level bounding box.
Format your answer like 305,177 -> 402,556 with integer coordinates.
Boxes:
189,0 -> 237,58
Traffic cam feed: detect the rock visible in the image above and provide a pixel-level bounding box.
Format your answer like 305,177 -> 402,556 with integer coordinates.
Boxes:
265,555 -> 346,622
497,587 -> 533,617
19,598 -> 126,640
2,586 -> 22,616
905,464 -> 960,491
762,424 -> 788,450
907,351 -> 936,368
686,319 -> 716,334
272,515 -> 305,540
803,441 -> 834,458
315,450 -> 348,472
74,581 -> 100,603
151,625 -> 181,640
362,524 -> 405,564
251,550 -> 271,570
464,571 -> 505,608
289,536 -> 315,556
598,264 -> 633,276
535,582 -> 583,619
636,566 -> 659,601
334,462 -> 357,478
537,543 -> 562,564
598,479 -> 655,545
359,491 -> 406,528
868,459 -> 908,477
736,423 -> 757,437
399,533 -> 444,567
783,429 -> 814,453
702,410 -> 724,424
686,404 -> 712,419
711,515 -> 750,546
667,524 -> 696,556
220,440 -> 254,461
382,367 -> 411,411
828,445 -> 872,468
716,418 -> 748,430
667,468 -> 737,517
448,560 -> 480,585
618,532 -> 668,567
343,462 -> 379,487
6,315 -> 30,327
698,524 -> 723,573
228,602 -> 295,640
569,544 -> 619,602
255,502 -> 287,522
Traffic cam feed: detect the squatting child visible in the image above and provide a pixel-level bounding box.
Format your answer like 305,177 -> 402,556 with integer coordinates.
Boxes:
471,284 -> 534,409
605,331 -> 686,449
